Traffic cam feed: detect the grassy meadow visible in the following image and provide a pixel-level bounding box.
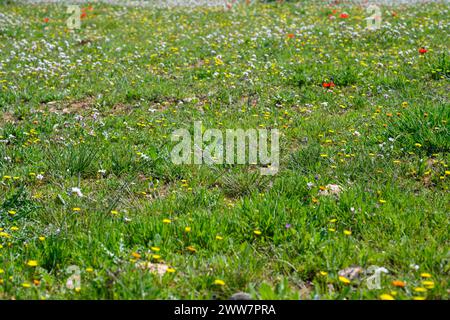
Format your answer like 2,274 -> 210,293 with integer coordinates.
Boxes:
0,1 -> 449,299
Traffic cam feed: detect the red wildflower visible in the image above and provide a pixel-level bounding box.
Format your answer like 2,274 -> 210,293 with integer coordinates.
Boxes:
287,33 -> 295,39
322,81 -> 335,88
43,17 -> 49,23
340,13 -> 349,19
419,47 -> 428,54
80,12 -> 87,19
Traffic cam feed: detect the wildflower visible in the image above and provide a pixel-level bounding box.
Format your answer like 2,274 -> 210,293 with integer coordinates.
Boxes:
379,199 -> 386,204
319,271 -> 328,276
413,296 -> 426,300
343,230 -> 352,236
72,207 -> 81,212
215,235 -> 223,240
22,282 -> 31,288
339,276 -> 351,284
418,47 -> 428,54
43,18 -> 49,23
392,280 -> 406,287
27,260 -> 38,267
167,268 -> 176,273
340,13 -> 349,19
379,294 -> 395,300
86,268 -> 94,273
253,230 -> 262,235
420,272 -> 432,278
163,219 -> 172,224
185,226 -> 191,232
151,246 -> 160,252
287,33 -> 295,39
111,210 -> 119,215
414,287 -> 427,292
214,279 -> 226,286
422,281 -> 434,289
8,210 -> 16,215
131,252 -> 141,259
285,223 -> 291,229
39,236 -> 45,241
152,254 -> 161,260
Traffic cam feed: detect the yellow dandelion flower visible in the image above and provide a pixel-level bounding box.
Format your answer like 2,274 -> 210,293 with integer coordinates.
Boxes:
27,260 -> 38,267
216,235 -> 223,240
422,281 -> 434,289
111,210 -> 119,215
131,252 -> 141,259
253,230 -> 262,235
167,268 -> 176,273
420,273 -> 432,278
152,254 -> 161,260
343,230 -> 352,236
319,271 -> 328,276
22,282 -> 31,288
339,276 -> 351,284
184,226 -> 191,232
413,296 -> 426,300
86,268 -> 94,273
8,210 -> 16,215
163,219 -> 172,224
414,287 -> 427,292
214,279 -> 225,286
39,236 -> 45,241
379,294 -> 395,300
151,246 -> 160,252
72,207 -> 81,212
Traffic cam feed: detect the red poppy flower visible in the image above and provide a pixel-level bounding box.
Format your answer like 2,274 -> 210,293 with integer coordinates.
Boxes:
80,12 -> 87,19
43,17 -> 49,23
322,81 -> 335,88
340,13 -> 349,19
287,33 -> 295,39
419,47 -> 428,54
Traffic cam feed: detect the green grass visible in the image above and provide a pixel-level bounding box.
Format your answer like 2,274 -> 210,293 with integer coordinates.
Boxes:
0,1 -> 449,300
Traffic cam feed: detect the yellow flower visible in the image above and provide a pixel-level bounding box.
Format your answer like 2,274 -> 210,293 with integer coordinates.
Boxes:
329,219 -> 337,223
152,254 -> 161,260
253,230 -> 262,235
185,226 -> 191,232
214,279 -> 225,286
379,199 -> 386,204
151,246 -> 160,252
27,260 -> 38,267
163,219 -> 172,224
379,294 -> 395,300
39,236 -> 45,241
72,207 -> 81,212
10,226 -> 19,231
422,281 -> 434,289
414,287 -> 427,292
166,268 -> 176,273
0,268 -> 4,274
339,276 -> 351,284
22,282 -> 31,288
111,210 -> 119,215
131,252 -> 141,259
319,271 -> 328,276
413,296 -> 426,300
215,235 -> 223,240
420,272 -> 432,278
343,230 -> 352,236
8,210 -> 16,215
414,143 -> 422,148
86,267 -> 94,273
328,228 -> 336,232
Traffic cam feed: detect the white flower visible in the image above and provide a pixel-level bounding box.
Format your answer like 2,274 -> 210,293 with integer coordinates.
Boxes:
36,174 -> 44,180
70,187 -> 83,197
